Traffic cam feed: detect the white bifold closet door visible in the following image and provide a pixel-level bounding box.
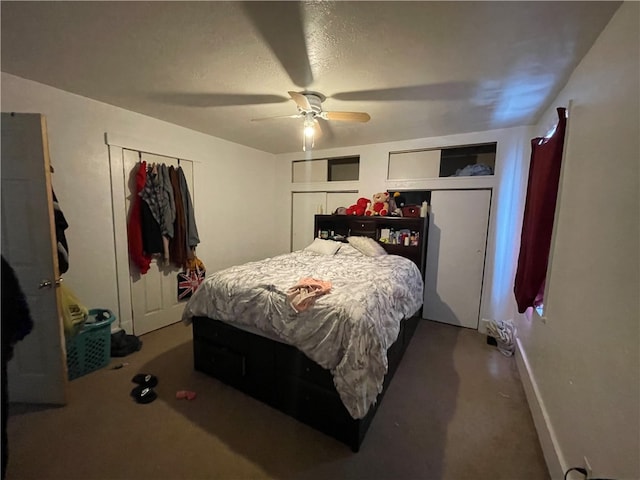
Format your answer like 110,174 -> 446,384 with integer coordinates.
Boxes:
123,149 -> 194,335
291,191 -> 356,251
423,189 -> 491,329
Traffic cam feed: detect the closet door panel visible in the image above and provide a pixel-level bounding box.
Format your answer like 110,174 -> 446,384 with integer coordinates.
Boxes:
326,192 -> 356,215
291,191 -> 357,252
388,149 -> 441,179
125,151 -> 192,335
292,159 -> 328,182
423,189 -> 491,329
291,192 -> 326,252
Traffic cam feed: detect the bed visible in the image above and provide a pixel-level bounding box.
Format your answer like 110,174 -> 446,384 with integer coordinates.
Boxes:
182,214 -> 428,451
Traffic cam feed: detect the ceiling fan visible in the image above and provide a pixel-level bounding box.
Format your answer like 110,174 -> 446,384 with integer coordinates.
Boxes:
252,91 -> 371,151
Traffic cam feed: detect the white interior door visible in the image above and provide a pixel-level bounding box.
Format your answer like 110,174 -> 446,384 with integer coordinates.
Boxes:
423,189 -> 491,329
123,150 -> 194,336
291,191 -> 357,251
1,113 -> 67,404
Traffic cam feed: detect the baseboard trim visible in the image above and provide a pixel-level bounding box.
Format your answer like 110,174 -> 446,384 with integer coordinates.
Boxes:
515,338 -> 565,479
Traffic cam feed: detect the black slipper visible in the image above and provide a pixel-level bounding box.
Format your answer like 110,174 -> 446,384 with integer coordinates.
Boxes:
131,373 -> 158,388
130,385 -> 157,404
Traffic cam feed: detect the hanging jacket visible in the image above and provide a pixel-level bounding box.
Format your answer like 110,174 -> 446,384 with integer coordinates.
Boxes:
177,166 -> 199,253
168,166 -> 188,268
52,190 -> 69,274
127,161 -> 151,274
140,164 -> 163,228
140,200 -> 163,256
159,164 -> 176,238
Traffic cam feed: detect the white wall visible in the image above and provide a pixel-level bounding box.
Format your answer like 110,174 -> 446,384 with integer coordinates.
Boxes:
514,3 -> 639,479
275,126 -> 532,330
1,72 -> 279,326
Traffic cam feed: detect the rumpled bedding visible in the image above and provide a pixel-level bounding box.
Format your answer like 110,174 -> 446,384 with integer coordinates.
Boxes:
181,245 -> 423,419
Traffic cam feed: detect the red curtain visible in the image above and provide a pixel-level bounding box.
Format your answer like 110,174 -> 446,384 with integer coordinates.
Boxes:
514,107 -> 567,314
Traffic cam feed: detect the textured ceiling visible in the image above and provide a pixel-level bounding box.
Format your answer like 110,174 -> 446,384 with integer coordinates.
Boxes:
1,1 -> 621,154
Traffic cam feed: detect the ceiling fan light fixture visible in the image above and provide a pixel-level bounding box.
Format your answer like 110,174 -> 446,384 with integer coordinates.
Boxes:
302,114 -> 315,151
303,118 -> 315,138
251,91 -> 370,152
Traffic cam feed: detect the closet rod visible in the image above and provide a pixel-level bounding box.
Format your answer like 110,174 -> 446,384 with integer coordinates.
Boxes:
124,147 -> 200,164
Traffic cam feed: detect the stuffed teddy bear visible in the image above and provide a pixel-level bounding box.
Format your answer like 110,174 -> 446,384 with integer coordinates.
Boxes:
365,192 -> 390,216
346,197 -> 369,216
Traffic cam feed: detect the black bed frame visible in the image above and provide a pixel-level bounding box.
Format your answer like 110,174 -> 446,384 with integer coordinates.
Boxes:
192,214 -> 428,451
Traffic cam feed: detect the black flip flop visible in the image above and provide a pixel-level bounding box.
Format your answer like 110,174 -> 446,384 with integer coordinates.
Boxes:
130,385 -> 157,404
131,373 -> 158,388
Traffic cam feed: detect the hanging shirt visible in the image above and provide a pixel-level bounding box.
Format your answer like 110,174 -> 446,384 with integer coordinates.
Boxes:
52,189 -> 69,274
140,164 -> 164,228
168,166 -> 188,268
127,161 -> 151,274
177,166 -> 199,252
158,164 -> 176,238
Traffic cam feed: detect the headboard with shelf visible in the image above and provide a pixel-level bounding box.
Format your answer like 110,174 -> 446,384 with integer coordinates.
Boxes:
314,214 -> 429,274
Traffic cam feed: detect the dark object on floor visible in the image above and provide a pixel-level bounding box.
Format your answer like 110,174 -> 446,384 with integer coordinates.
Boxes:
130,385 -> 157,404
486,336 -> 498,346
132,373 -> 158,388
110,330 -> 142,357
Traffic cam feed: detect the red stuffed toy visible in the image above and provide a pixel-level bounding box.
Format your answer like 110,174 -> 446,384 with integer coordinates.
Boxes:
346,197 -> 369,216
365,192 -> 390,216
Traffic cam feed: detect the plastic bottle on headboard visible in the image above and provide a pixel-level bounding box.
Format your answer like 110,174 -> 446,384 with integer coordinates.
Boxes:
420,201 -> 428,217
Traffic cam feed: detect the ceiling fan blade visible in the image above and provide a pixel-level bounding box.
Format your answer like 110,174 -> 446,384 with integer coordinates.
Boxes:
242,2 -> 313,88
312,118 -> 323,139
251,114 -> 302,121
149,92 -> 289,107
316,118 -> 334,140
322,111 -> 371,123
288,91 -> 312,111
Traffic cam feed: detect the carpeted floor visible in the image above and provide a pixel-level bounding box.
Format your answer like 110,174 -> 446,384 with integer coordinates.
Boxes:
6,319 -> 549,480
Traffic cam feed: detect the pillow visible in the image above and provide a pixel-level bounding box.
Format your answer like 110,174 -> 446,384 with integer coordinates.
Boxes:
304,238 -> 342,255
335,244 -> 362,256
347,236 -> 388,257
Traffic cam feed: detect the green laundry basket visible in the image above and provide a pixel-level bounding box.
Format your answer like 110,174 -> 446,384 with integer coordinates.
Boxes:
66,309 -> 116,380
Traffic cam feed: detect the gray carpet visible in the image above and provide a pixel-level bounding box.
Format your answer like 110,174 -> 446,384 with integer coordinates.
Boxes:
6,319 -> 549,480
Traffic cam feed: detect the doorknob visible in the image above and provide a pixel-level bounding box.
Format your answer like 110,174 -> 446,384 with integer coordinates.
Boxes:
39,278 -> 63,289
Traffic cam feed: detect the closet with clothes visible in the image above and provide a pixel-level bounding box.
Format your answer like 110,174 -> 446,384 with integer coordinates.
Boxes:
123,149 -> 200,335
127,152 -> 199,274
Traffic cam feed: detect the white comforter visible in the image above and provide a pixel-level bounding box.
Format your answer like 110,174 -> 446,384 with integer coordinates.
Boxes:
182,245 -> 423,419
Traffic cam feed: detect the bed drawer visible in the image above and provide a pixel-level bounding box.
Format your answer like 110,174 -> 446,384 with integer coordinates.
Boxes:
193,317 -> 254,351
274,343 -> 335,390
194,338 -> 275,404
193,318 -> 276,404
276,375 -> 353,439
194,338 -> 246,379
